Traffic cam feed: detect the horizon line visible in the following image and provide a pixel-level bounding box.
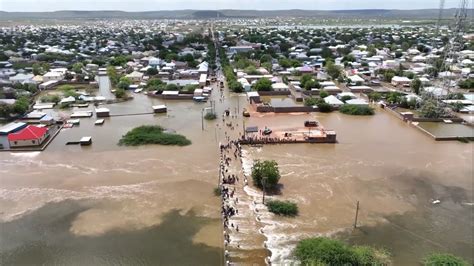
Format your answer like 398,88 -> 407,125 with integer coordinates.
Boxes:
0,8 -> 466,13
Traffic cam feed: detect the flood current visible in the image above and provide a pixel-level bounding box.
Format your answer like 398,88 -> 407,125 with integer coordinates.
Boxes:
0,78 -> 472,265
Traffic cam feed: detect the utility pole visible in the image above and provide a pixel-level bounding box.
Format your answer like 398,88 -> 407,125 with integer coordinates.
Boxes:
262,177 -> 267,204
353,201 -> 360,229
201,108 -> 204,131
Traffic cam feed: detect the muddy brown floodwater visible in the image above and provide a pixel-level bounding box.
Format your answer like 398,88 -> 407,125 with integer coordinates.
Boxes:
241,110 -> 473,265
0,79 -> 472,266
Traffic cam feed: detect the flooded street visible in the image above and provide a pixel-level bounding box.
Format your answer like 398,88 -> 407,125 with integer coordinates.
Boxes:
0,79 -> 472,265
98,75 -> 115,100
0,81 -> 227,265
242,110 -> 473,265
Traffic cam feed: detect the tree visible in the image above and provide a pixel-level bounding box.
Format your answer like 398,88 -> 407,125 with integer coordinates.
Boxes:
0,103 -> 12,118
304,97 -> 319,107
72,62 -> 83,73
261,62 -> 272,73
260,54 -> 272,63
254,78 -> 273,91
319,90 -> 329,98
340,95 -> 353,103
458,78 -> 474,89
181,53 -> 194,62
245,65 -> 260,75
401,42 -> 410,51
418,99 -> 451,119
114,88 -> 126,98
326,61 -> 341,80
251,160 -> 281,190
117,76 -> 132,90
165,53 -> 178,62
317,102 -> 332,113
110,55 -> 129,66
384,71 -> 395,83
412,78 -> 422,95
304,80 -> 320,90
300,74 -> 313,88
368,92 -> 382,102
278,58 -> 292,68
340,105 -> 375,115
321,47 -> 333,58
229,80 -> 243,93
180,84 -> 196,93
146,78 -> 164,89
32,63 -> 42,75
386,92 -> 403,104
447,93 -> 465,100
12,96 -> 29,114
423,253 -> 468,266
146,67 -> 158,76
165,83 -> 179,91
107,66 -> 120,85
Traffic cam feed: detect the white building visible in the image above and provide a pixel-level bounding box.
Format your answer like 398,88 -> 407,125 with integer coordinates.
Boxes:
324,95 -> 344,107
391,76 -> 411,86
271,82 -> 289,91
42,71 -> 64,82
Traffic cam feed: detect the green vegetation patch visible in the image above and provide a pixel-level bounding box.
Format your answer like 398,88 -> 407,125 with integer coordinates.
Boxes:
266,200 -> 298,217
423,253 -> 469,266
295,237 -> 391,265
339,104 -> 374,116
119,125 -> 191,146
251,159 -> 281,190
204,113 -> 217,120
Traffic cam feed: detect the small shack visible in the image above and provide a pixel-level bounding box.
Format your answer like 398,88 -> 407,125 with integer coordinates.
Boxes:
80,136 -> 92,145
247,91 -> 261,104
152,105 -> 167,113
199,74 -> 207,86
39,114 -> 55,125
95,107 -> 110,117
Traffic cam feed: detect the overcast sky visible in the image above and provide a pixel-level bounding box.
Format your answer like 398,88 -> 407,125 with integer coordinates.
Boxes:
0,0 -> 465,12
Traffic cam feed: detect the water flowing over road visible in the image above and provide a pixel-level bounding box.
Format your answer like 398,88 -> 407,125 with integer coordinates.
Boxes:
0,76 -> 472,265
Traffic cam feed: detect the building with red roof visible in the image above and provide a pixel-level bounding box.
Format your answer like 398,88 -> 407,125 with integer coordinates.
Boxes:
8,125 -> 49,147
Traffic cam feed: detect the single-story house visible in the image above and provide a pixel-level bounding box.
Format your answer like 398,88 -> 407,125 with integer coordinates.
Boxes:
9,73 -> 34,84
247,91 -> 261,103
348,75 -> 365,84
320,81 -> 336,87
39,114 -> 55,125
271,82 -> 289,91
391,76 -> 411,87
348,86 -> 374,93
42,71 -> 64,82
324,95 -> 344,107
60,96 -> 76,104
126,71 -> 144,82
8,125 -> 49,147
346,99 -> 369,105
337,92 -> 356,99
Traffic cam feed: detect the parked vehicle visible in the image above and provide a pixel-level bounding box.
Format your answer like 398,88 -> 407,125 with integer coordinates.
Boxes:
304,120 -> 318,127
